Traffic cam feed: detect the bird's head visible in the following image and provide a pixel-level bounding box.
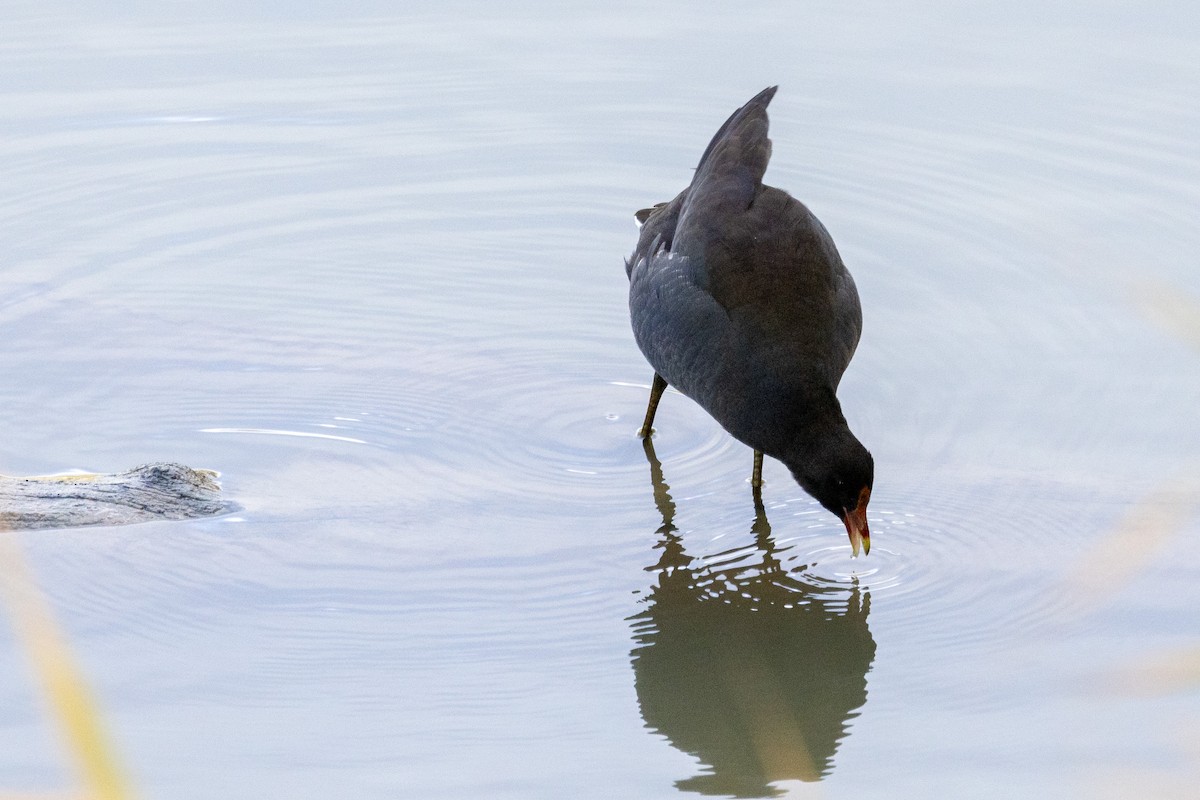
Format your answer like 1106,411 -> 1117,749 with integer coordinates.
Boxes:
787,434 -> 874,556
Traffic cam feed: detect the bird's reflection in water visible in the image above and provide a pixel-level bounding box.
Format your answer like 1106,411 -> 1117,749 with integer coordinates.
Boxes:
630,439 -> 876,797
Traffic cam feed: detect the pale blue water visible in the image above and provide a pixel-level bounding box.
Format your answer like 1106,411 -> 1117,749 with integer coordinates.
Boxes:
2,3 -> 1199,798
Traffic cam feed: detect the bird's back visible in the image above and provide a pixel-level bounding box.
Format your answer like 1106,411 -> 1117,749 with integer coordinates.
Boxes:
627,88 -> 862,454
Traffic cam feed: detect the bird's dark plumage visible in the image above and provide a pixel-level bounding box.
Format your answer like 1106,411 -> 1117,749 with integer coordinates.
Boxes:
627,86 -> 874,554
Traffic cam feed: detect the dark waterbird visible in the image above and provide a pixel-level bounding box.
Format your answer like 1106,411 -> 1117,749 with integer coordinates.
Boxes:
626,86 -> 874,555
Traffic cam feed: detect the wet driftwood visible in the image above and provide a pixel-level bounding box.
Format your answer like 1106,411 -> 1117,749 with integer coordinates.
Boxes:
0,463 -> 234,531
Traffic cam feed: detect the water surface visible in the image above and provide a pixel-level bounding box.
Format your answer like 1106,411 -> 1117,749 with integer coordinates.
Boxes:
1,2 -> 1199,798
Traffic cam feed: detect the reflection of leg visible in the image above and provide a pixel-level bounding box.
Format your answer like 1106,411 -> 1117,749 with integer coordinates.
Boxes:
642,437 -> 688,574
748,488 -> 786,581
638,373 -> 668,439
751,490 -> 770,539
751,452 -> 768,547
641,436 -> 676,533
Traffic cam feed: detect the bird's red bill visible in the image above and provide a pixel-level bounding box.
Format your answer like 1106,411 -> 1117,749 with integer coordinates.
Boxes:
843,487 -> 871,557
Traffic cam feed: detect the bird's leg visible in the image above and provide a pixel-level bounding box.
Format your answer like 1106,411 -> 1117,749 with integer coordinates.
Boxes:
637,373 -> 668,438
751,450 -> 764,502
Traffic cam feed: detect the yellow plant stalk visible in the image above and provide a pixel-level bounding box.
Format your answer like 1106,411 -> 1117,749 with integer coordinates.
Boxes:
0,535 -> 132,800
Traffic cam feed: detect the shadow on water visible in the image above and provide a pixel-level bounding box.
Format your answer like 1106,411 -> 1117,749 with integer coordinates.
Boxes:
629,439 -> 876,797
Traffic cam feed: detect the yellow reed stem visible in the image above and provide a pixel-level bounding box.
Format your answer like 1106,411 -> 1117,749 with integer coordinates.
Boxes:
0,536 -> 133,800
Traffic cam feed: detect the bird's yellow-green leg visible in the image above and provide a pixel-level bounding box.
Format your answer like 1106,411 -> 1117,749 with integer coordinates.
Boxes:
751,450 -> 764,501
638,373 -> 668,439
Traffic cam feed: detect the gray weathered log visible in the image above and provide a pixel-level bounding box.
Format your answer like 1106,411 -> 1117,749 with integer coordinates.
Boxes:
0,463 -> 234,531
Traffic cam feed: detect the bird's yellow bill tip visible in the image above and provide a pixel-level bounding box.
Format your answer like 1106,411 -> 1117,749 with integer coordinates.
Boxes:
843,501 -> 871,558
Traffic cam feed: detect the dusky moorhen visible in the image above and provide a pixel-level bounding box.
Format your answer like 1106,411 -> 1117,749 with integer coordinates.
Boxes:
626,86 -> 874,555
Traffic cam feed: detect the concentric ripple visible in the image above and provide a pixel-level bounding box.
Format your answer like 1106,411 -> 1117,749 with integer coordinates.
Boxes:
1,6 -> 1198,797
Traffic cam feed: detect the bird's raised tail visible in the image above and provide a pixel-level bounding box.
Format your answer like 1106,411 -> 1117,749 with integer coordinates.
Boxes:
690,86 -> 776,195
675,87 -> 777,251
